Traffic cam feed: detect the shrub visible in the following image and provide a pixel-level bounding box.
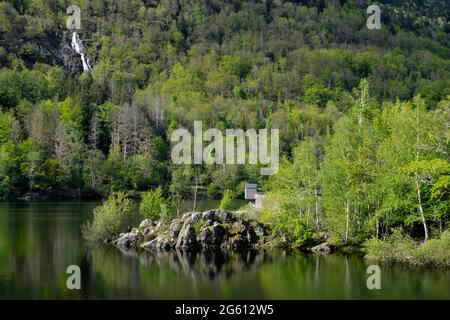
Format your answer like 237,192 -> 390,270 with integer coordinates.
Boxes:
364,229 -> 416,263
261,199 -> 315,248
416,231 -> 450,266
262,210 -> 314,248
364,237 -> 395,261
260,193 -> 316,248
206,182 -> 220,199
139,187 -> 173,221
83,192 -> 134,241
219,189 -> 233,210
364,229 -> 450,266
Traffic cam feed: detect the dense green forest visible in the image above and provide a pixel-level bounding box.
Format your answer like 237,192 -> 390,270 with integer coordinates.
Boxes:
0,0 -> 449,248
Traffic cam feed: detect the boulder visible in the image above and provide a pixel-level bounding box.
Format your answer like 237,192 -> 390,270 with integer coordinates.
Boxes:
187,212 -> 202,224
225,221 -> 250,248
230,220 -> 245,233
215,210 -> 229,223
141,234 -> 172,250
143,229 -> 157,243
227,233 -> 249,249
116,232 -> 143,250
198,222 -> 227,247
175,223 -> 198,249
168,219 -> 183,238
311,243 -> 331,254
139,219 -> 155,229
131,227 -> 140,234
201,210 -> 229,224
182,212 -> 192,219
250,221 -> 265,238
201,210 -> 216,222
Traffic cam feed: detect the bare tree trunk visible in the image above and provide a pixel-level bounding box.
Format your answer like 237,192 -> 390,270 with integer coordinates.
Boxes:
90,170 -> 97,189
415,175 -> 428,242
314,188 -> 320,230
358,83 -> 366,126
89,113 -> 99,149
385,212 -> 389,239
345,199 -> 350,243
54,123 -> 69,160
414,109 -> 428,242
192,169 -> 199,213
154,95 -> 164,131
306,205 -> 310,228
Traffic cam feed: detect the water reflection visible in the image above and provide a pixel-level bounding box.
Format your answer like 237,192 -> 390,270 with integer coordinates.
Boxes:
1,202 -> 449,299
86,245 -> 270,290
138,249 -> 268,279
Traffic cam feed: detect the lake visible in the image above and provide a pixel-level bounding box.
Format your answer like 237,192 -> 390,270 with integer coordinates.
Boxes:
0,202 -> 449,299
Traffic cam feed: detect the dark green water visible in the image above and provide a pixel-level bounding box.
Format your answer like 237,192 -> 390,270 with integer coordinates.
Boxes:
0,202 -> 449,299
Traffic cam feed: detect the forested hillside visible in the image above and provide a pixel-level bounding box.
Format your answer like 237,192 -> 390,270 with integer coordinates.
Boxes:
0,0 -> 449,246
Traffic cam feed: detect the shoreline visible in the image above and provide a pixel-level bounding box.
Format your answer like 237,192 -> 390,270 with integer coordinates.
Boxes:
97,208 -> 449,269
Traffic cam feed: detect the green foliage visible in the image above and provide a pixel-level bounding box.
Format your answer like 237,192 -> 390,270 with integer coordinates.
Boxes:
139,187 -> 173,221
222,54 -> 252,79
265,82 -> 449,247
261,200 -> 315,248
302,74 -> 334,107
193,220 -> 207,234
364,229 -> 417,263
0,1 -> 449,255
415,232 -> 450,266
206,182 -> 220,199
262,136 -> 323,247
0,110 -> 16,144
169,165 -> 193,198
219,189 -> 233,211
364,229 -> 450,266
0,68 -> 52,108
83,192 -> 134,241
82,149 -> 107,197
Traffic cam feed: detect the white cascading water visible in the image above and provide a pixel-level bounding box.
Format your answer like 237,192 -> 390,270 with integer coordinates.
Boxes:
71,32 -> 92,71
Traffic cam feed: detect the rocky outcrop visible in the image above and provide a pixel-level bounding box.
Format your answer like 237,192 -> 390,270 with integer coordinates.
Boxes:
114,231 -> 144,250
139,219 -> 156,229
175,223 -> 198,249
141,234 -> 173,250
111,210 -> 268,252
198,223 -> 227,247
311,243 -> 331,254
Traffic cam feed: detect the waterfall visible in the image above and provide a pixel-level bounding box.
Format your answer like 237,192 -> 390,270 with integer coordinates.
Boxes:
71,32 -> 92,71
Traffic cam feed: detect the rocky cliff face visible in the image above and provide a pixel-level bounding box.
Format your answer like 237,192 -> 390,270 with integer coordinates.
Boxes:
57,30 -> 92,74
70,32 -> 92,71
4,24 -> 90,74
110,210 -> 268,252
